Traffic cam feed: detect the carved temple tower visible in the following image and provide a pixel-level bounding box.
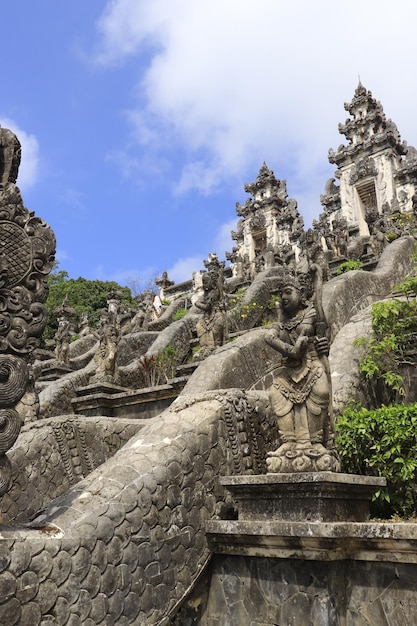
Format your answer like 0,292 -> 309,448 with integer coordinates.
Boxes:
321,82 -> 417,238
228,163 -> 304,279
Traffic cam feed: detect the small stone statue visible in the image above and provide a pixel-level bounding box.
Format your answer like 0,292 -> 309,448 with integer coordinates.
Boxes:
92,313 -> 120,384
369,217 -> 388,257
78,312 -> 91,337
54,318 -> 70,365
155,270 -> 174,300
195,259 -> 226,360
265,268 -> 339,472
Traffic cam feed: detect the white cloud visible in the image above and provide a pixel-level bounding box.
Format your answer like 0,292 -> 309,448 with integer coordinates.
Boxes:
166,218 -> 237,284
167,256 -> 203,284
213,218 -> 237,260
0,118 -> 39,190
93,0 -> 180,66
93,0 -> 417,218
110,268 -> 159,294
174,161 -> 223,197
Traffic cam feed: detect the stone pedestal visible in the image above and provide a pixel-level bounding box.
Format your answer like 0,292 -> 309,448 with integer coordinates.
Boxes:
206,472 -> 388,560
218,472 -> 386,523
206,472 -> 389,561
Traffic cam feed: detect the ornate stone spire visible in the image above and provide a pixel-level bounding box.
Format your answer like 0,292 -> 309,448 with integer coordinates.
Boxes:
243,162 -> 284,201
227,164 -> 305,281
331,82 -> 406,166
321,84 -> 417,253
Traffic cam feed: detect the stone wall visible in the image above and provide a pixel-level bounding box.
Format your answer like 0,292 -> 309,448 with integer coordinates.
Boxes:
201,555 -> 417,625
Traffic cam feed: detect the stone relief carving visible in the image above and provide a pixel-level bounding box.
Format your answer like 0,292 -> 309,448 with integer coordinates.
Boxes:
349,157 -> 377,185
78,311 -> 91,337
0,127 -> 21,189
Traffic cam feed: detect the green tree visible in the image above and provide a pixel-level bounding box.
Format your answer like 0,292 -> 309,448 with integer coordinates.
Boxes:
43,265 -> 134,344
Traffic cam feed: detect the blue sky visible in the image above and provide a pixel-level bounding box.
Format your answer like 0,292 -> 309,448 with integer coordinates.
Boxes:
2,1 -> 417,290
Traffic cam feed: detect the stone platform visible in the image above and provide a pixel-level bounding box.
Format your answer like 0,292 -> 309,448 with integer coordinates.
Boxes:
206,472 -> 395,562
216,471 -> 386,522
203,473 -> 417,624
71,377 -> 189,418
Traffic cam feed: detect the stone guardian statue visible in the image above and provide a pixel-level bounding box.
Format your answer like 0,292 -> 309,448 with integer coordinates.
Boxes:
265,266 -> 339,473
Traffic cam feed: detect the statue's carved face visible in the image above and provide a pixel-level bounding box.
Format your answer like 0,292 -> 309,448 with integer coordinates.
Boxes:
281,285 -> 301,315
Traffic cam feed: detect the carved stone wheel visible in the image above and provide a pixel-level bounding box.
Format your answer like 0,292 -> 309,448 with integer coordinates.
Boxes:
0,454 -> 11,495
0,354 -> 29,406
0,408 -> 21,454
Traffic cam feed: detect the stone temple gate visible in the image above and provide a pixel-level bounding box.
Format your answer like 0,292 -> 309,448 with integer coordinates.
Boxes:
0,86 -> 416,625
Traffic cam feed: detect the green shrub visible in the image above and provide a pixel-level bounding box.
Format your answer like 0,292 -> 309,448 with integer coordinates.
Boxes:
354,295 -> 417,405
336,403 -> 417,518
173,308 -> 188,321
336,260 -> 363,275
142,346 -> 179,386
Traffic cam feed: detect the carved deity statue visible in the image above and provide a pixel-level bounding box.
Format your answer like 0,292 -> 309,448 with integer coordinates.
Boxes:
54,318 -> 70,365
369,216 -> 388,256
92,313 -> 120,384
194,256 -> 227,360
78,312 -> 91,337
265,268 -> 339,473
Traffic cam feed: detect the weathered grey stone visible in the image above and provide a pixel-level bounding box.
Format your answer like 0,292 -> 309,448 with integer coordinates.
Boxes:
0,541 -> 12,571
40,617 -> 57,626
217,472 -> 385,523
88,592 -> 108,622
107,588 -> 125,621
81,565 -> 101,597
58,574 -> 81,606
0,597 -> 21,626
101,563 -> 117,596
35,579 -> 58,613
30,550 -> 53,583
16,570 -> 38,603
72,589 -> 91,621
66,614 -> 82,626
20,602 -> 42,626
53,596 -> 70,624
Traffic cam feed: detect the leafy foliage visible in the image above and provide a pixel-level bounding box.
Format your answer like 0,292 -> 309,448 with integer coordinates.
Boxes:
227,288 -> 268,330
44,266 -> 134,343
173,308 -> 188,321
353,263 -> 417,405
261,294 -> 281,325
336,260 -> 363,275
140,346 -> 179,387
336,403 -> 417,518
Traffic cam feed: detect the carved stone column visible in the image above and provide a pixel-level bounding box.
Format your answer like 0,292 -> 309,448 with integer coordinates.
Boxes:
0,127 -> 56,503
